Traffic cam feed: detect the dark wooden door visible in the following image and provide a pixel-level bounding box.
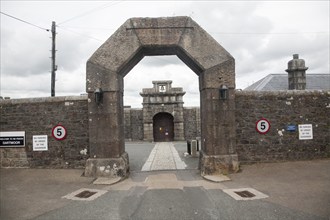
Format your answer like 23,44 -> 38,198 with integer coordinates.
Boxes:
153,113 -> 174,142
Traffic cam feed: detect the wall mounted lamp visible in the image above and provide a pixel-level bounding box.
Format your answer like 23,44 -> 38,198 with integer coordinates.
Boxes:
219,85 -> 228,100
94,88 -> 103,105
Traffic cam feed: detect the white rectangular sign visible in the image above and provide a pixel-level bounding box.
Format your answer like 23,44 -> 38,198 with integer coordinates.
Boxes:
0,131 -> 25,147
33,135 -> 48,151
298,124 -> 313,140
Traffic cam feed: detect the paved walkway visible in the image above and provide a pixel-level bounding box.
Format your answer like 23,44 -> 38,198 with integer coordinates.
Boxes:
1,160 -> 330,220
141,142 -> 187,171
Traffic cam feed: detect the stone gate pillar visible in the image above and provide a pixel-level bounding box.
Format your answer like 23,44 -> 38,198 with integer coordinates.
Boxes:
199,60 -> 239,175
84,63 -> 129,178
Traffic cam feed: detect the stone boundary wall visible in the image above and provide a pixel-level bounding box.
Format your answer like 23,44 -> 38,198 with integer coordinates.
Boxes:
0,96 -> 89,168
124,107 -> 143,141
1,91 -> 329,168
183,107 -> 201,140
235,90 -> 330,163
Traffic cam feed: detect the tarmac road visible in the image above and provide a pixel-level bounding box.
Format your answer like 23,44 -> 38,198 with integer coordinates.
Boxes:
1,142 -> 329,220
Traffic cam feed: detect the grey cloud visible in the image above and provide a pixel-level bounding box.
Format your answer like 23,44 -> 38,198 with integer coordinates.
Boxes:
1,1 -> 328,100
0,73 -> 50,98
138,55 -> 185,68
1,27 -> 50,78
0,25 -> 99,80
252,34 -> 330,73
56,31 -> 99,72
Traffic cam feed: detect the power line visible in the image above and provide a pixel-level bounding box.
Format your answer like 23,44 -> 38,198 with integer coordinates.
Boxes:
55,26 -> 116,31
0,11 -> 49,32
56,26 -> 103,42
1,11 -> 57,96
58,0 -> 125,25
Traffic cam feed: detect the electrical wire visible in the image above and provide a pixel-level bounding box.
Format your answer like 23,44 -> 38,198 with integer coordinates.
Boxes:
56,26 -> 104,42
54,26 -> 116,31
58,0 -> 125,25
0,11 -> 50,32
56,1 -> 126,42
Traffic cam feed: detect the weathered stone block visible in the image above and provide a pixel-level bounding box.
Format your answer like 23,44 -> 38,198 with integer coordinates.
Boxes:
84,152 -> 129,178
199,151 -> 239,175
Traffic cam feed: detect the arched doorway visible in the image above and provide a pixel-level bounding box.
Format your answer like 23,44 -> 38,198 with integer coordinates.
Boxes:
153,113 -> 174,142
85,16 -> 239,178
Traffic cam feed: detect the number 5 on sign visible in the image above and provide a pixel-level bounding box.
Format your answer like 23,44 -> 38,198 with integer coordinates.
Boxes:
256,119 -> 271,134
52,125 -> 67,140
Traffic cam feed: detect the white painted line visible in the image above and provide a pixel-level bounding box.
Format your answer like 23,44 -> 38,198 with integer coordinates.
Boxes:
141,145 -> 157,171
93,177 -> 122,185
170,143 -> 187,170
203,174 -> 230,182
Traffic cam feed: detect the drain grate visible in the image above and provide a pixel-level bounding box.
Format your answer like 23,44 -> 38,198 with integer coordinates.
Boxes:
223,188 -> 268,201
62,188 -> 107,201
75,190 -> 97,198
234,190 -> 255,198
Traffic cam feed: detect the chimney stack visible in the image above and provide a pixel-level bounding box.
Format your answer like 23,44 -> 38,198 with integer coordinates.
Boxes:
285,54 -> 308,90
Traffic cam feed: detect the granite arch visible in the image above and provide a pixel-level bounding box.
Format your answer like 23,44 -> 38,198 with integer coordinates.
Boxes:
85,16 -> 238,177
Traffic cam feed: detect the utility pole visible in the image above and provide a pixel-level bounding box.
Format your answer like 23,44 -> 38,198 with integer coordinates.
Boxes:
51,21 -> 57,97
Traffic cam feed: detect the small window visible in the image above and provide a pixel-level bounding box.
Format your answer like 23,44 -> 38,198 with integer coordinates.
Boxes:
159,85 -> 166,92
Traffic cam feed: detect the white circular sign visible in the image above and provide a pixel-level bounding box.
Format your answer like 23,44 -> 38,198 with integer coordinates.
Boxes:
256,118 -> 271,134
52,125 -> 67,140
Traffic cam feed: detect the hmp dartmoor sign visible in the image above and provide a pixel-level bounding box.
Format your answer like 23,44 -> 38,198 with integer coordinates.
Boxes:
0,131 -> 25,147
85,16 -> 238,178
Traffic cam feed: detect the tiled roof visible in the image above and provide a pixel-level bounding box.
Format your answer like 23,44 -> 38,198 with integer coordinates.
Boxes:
244,74 -> 330,91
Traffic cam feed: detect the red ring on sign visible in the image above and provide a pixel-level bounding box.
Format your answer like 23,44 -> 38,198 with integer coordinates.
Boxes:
52,125 -> 67,140
256,118 -> 271,134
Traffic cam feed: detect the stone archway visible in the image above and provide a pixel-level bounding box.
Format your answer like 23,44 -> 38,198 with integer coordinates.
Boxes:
85,16 -> 239,178
153,112 -> 174,142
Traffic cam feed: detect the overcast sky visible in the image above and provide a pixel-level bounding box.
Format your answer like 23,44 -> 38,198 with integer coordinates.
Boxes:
1,1 -> 329,107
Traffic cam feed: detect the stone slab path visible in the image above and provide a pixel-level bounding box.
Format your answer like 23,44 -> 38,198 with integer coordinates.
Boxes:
141,142 -> 187,171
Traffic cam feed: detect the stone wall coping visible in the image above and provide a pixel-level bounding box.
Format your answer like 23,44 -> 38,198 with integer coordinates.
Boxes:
236,90 -> 330,96
141,88 -> 184,93
0,95 -> 88,105
124,107 -> 142,110
140,92 -> 186,96
183,106 -> 200,109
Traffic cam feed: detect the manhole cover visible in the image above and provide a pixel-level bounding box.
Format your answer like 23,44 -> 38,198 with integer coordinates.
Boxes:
75,190 -> 97,198
234,190 -> 255,198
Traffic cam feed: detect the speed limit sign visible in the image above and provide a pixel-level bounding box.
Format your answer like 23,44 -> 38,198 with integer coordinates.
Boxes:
256,118 -> 271,134
52,125 -> 67,140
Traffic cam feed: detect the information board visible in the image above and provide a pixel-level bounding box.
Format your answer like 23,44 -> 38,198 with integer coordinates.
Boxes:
33,135 -> 48,151
298,124 -> 313,140
0,131 -> 25,147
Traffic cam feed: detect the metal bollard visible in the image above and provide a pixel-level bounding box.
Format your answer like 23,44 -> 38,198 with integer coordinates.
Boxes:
191,140 -> 197,157
187,140 -> 191,155
196,137 -> 201,151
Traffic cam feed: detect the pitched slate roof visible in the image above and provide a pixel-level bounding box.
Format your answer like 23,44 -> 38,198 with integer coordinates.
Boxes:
244,74 -> 330,91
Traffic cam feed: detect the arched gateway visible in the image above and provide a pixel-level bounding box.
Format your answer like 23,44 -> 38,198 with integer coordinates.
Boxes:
85,17 -> 239,178
153,112 -> 174,142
